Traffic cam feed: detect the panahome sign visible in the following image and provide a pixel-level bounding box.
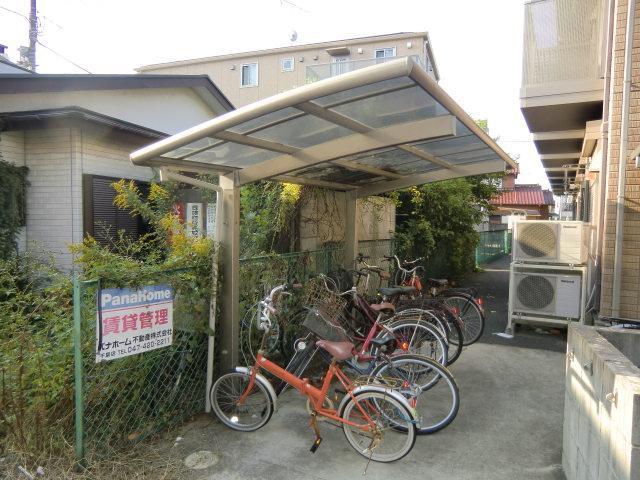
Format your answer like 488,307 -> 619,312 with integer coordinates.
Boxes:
96,284 -> 174,362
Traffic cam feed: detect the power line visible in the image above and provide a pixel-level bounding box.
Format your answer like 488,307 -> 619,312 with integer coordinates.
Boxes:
36,40 -> 91,73
280,0 -> 311,14
0,5 -> 29,21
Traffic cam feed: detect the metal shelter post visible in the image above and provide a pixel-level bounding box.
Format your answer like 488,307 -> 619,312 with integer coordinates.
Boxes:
344,191 -> 359,270
216,174 -> 240,371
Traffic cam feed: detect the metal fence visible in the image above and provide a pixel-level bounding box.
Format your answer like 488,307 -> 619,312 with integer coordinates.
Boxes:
475,230 -> 512,267
73,267 -> 210,463
73,239 -> 394,463
238,239 -> 394,306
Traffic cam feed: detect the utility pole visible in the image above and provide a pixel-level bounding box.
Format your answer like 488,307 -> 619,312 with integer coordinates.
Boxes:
28,0 -> 37,71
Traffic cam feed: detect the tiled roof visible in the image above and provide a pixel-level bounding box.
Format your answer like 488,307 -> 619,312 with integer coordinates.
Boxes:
490,184 -> 555,206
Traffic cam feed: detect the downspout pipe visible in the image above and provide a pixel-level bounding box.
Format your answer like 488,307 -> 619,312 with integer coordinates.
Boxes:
591,0 -> 615,315
612,0 -> 636,317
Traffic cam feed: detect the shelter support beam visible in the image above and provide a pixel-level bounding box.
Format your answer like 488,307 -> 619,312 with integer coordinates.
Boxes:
344,191 -> 359,270
216,174 -> 240,371
356,159 -> 506,198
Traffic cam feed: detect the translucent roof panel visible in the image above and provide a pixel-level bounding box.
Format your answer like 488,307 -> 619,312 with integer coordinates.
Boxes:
341,148 -> 441,175
185,141 -> 280,167
330,85 -> 449,128
250,114 -> 353,148
131,57 -> 516,194
295,164 -> 387,185
313,76 -> 415,108
229,107 -> 302,134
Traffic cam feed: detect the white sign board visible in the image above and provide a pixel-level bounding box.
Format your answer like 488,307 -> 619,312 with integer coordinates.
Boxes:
186,203 -> 203,237
206,202 -> 216,239
96,284 -> 173,362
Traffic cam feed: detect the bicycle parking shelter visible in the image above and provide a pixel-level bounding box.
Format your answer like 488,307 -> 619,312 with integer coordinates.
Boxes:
130,57 -> 517,408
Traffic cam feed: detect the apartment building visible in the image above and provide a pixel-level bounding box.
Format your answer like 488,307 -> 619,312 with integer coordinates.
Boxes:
138,32 -> 439,107
519,0 -> 639,322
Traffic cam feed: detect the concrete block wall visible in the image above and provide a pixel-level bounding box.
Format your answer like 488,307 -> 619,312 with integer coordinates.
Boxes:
564,324 -> 640,480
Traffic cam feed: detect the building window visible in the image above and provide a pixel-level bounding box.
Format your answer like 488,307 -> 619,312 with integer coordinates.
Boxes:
83,175 -> 149,247
374,47 -> 396,59
241,63 -> 258,87
281,57 -> 294,72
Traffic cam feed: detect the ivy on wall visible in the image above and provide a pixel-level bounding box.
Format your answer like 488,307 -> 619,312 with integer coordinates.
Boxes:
0,158 -> 29,260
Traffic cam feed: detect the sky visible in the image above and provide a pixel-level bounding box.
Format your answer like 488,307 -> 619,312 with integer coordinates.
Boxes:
0,0 -> 549,189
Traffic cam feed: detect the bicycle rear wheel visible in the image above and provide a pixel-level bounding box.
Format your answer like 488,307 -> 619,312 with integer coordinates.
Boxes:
371,354 -> 459,435
341,390 -> 416,462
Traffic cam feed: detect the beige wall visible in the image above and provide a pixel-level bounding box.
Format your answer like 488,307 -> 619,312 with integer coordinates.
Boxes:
141,34 -> 431,108
600,0 -> 640,319
0,88 -> 219,135
0,125 -> 156,270
299,191 -> 395,251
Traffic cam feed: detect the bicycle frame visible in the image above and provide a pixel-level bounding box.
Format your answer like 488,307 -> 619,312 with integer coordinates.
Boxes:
239,351 -> 375,430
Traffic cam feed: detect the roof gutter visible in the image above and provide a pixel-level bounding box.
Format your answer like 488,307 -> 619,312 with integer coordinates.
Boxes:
611,0 -> 636,317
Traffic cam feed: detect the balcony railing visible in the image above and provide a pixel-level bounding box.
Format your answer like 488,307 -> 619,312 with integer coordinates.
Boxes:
522,0 -> 605,90
305,55 -> 427,84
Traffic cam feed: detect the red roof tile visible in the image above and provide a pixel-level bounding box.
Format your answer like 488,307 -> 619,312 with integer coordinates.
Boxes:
490,184 -> 555,207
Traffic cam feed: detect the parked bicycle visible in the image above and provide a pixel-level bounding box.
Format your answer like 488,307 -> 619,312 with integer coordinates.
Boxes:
381,254 -> 486,346
210,283 -> 419,463
276,277 -> 460,435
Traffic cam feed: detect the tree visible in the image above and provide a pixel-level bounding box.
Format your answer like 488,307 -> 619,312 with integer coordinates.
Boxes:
392,175 -> 499,280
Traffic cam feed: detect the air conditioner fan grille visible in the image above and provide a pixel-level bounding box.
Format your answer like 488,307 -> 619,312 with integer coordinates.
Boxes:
518,223 -> 556,258
516,274 -> 554,310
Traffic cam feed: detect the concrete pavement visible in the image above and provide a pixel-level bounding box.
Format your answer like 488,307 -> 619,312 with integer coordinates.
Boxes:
174,255 -> 567,480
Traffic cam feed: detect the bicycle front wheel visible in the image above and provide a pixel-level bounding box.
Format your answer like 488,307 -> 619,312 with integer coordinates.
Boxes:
371,354 -> 459,435
442,294 -> 485,345
210,371 -> 274,432
341,390 -> 416,462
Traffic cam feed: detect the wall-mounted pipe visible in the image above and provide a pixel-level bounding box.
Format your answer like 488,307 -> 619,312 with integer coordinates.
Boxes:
591,0 -> 616,316
612,0 -> 636,317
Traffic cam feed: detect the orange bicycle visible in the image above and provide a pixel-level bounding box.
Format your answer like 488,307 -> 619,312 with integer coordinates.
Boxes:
210,283 -> 418,463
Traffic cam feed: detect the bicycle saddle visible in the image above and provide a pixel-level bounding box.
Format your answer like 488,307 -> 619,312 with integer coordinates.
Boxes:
369,302 -> 396,313
426,278 -> 448,287
379,286 -> 417,297
316,340 -> 354,361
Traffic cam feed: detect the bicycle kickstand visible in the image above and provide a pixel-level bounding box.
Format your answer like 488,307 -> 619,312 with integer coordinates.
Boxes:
308,411 -> 323,453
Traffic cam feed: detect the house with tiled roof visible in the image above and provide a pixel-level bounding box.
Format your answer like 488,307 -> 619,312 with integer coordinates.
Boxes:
488,172 -> 555,227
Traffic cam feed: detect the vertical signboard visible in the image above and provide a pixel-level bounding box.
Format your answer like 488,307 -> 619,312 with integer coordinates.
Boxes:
96,284 -> 173,362
206,203 -> 217,239
186,203 -> 203,237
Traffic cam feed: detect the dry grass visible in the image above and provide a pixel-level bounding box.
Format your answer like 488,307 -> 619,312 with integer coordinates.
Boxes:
0,438 -> 189,480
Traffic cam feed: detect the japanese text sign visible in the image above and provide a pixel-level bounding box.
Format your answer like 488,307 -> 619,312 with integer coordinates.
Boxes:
96,284 -> 173,362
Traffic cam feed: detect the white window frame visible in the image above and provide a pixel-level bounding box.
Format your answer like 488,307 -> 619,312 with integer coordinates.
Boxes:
373,47 -> 396,59
281,57 -> 295,72
240,62 -> 258,87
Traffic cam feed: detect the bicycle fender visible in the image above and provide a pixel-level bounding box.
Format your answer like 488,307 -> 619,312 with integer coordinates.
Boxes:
338,385 -> 419,428
235,366 -> 279,412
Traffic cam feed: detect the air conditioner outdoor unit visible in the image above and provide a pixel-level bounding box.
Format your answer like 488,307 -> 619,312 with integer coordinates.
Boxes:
510,267 -> 583,320
512,220 -> 588,265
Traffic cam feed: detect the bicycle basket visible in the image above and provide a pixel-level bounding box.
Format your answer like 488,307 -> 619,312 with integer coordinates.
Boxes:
303,307 -> 351,342
303,277 -> 348,321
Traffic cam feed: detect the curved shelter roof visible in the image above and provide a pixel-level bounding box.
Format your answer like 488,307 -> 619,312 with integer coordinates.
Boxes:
130,57 -> 516,196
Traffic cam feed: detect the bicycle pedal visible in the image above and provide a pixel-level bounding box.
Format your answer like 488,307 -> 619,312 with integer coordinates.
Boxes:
309,437 -> 322,453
